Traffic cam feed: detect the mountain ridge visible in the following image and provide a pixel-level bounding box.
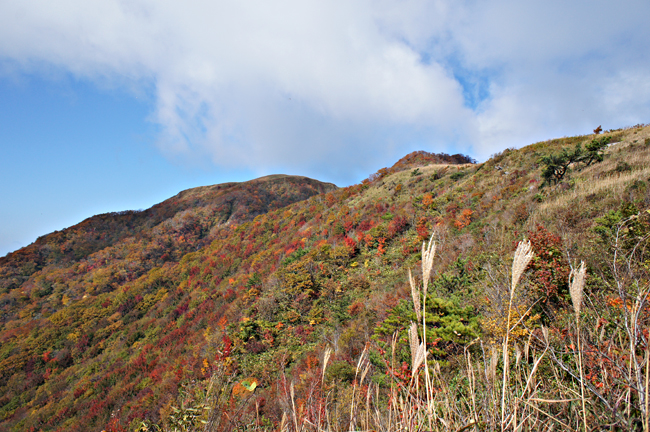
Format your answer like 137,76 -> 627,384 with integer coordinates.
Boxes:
1,131 -> 649,431
0,174 -> 337,294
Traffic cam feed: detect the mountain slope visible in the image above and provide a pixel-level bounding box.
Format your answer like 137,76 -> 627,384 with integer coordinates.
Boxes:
1,130 -> 649,431
0,175 -> 336,292
0,175 -> 337,430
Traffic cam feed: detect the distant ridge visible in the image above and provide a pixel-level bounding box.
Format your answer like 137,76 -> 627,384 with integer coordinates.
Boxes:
390,150 -> 476,171
0,174 -> 337,290
367,150 -> 476,182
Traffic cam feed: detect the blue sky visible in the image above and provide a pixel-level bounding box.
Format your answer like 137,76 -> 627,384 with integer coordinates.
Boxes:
0,73 -> 259,255
1,0 -> 650,257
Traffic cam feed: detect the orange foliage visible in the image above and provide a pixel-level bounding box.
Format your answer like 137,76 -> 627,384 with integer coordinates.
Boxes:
454,209 -> 473,229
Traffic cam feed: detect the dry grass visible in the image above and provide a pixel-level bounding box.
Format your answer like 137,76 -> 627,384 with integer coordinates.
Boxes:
348,163 -> 475,206
532,139 -> 650,221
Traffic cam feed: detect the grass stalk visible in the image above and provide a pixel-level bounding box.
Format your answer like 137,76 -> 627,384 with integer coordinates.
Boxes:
570,261 -> 587,432
290,382 -> 299,432
645,336 -> 650,432
501,240 -> 534,430
420,235 -> 436,428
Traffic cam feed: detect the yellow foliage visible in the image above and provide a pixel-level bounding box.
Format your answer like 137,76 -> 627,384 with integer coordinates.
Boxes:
82,306 -> 109,322
279,260 -> 315,295
481,303 -> 540,344
49,309 -> 70,326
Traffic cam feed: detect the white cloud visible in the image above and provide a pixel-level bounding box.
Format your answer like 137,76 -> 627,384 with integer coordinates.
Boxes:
1,0 -> 649,181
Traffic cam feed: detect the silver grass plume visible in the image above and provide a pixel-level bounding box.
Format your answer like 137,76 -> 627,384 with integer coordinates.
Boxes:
322,347 -> 332,380
409,269 -> 421,321
409,322 -> 426,373
489,346 -> 498,382
511,240 -> 534,297
570,261 -> 586,319
421,234 -> 437,298
409,321 -> 419,363
413,344 -> 426,375
359,356 -> 371,385
541,325 -> 549,346
570,261 -> 588,432
356,345 -> 369,375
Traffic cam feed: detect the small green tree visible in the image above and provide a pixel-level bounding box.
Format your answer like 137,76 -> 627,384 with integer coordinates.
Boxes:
539,146 -> 582,184
580,135 -> 612,166
540,136 -> 611,184
373,295 -> 478,363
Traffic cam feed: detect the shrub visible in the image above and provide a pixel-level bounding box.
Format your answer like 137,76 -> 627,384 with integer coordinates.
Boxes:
614,161 -> 632,172
374,295 -> 478,364
450,171 -> 467,181
527,225 -> 571,316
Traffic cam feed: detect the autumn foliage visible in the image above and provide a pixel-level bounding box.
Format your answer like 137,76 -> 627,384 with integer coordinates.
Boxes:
1,125 -> 650,430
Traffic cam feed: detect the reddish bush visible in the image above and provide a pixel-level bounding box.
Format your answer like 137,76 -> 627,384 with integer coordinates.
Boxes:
416,217 -> 430,241
388,216 -> 410,238
526,225 -> 571,310
454,209 -> 473,229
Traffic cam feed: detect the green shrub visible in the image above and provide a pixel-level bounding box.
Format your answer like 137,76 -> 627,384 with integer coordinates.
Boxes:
450,171 -> 467,181
615,161 -> 632,172
326,361 -> 356,383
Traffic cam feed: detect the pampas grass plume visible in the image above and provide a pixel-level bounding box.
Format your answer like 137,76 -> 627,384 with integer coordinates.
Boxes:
511,240 -> 534,296
570,261 -> 586,318
409,269 -> 421,321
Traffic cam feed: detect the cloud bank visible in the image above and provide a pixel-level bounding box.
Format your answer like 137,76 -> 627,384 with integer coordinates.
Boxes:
1,0 -> 649,182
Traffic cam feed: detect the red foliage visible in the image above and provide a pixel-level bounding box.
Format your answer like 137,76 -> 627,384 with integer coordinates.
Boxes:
526,225 -> 571,305
73,386 -> 86,399
105,417 -> 127,432
217,335 -> 233,360
376,238 -> 387,256
348,301 -> 364,315
445,202 -> 459,216
357,219 -> 374,232
388,215 -> 409,238
416,217 -> 430,241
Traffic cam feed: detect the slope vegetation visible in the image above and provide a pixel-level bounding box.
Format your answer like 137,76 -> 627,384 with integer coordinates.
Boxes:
1,128 -> 649,431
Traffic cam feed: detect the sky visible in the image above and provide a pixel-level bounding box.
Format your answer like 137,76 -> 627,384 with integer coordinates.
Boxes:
1,0 -> 649,257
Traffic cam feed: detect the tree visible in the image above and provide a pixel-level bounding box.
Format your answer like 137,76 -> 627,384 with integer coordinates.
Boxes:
539,147 -> 582,185
580,136 -> 611,166
540,136 -> 611,184
374,295 -> 478,363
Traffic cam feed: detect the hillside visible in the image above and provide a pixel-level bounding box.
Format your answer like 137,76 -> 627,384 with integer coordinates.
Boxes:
1,128 -> 650,431
0,175 -> 336,429
0,175 -> 336,293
